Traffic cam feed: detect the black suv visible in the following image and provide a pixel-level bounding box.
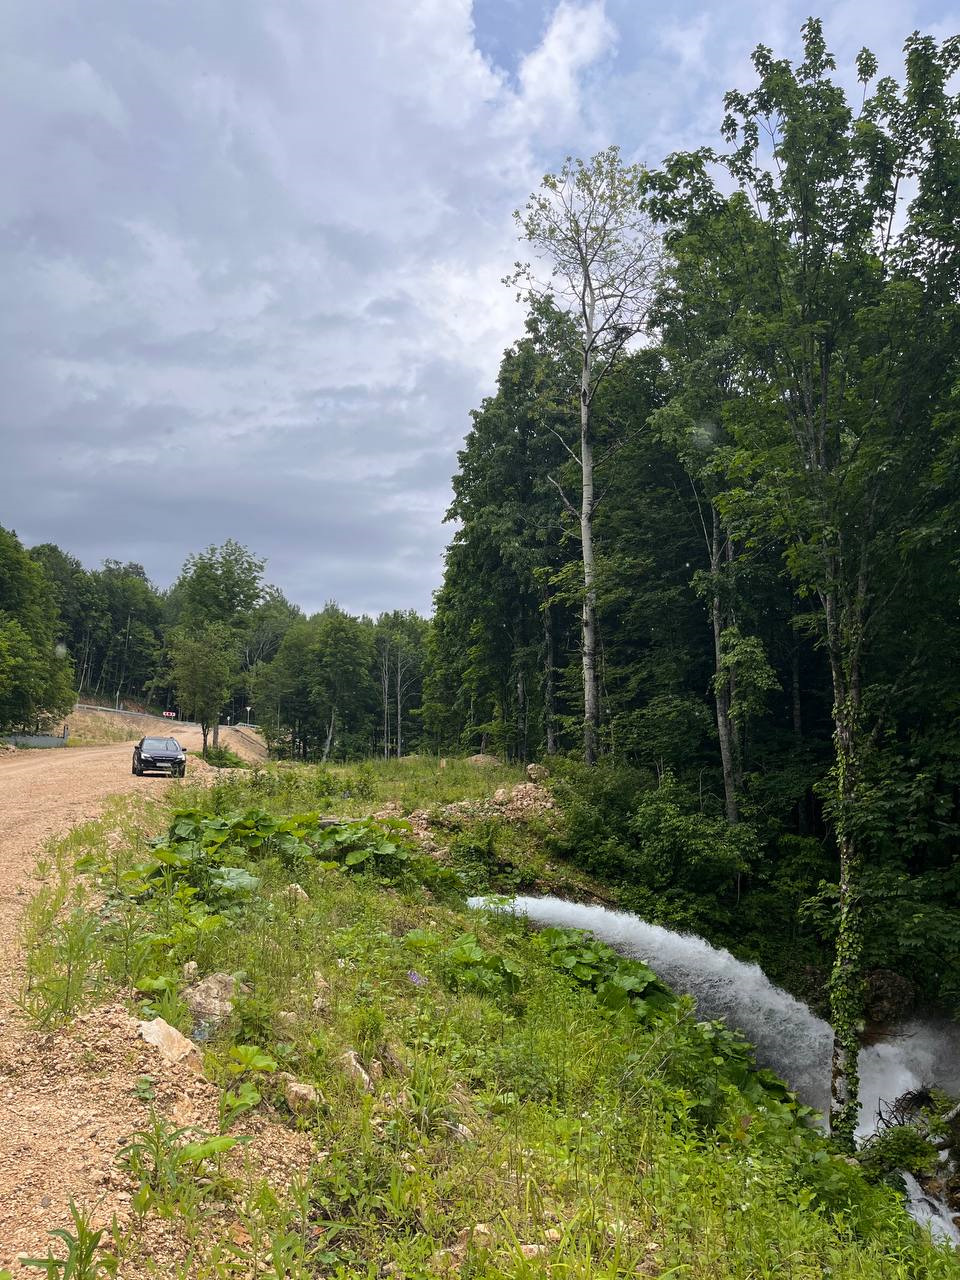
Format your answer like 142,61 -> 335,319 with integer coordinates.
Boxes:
133,736 -> 187,777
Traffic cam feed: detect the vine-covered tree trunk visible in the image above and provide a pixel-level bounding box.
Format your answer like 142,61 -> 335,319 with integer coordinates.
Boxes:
824,577 -> 866,1150
828,711 -> 864,1148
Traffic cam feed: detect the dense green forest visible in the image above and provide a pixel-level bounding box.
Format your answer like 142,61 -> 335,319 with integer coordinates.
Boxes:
0,533 -> 432,760
2,23 -> 958,1143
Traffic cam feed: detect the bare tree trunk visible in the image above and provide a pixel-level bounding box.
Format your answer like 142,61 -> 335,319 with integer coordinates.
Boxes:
114,613 -> 131,711
709,509 -> 739,824
321,707 -> 336,763
542,594 -> 557,756
792,640 -> 811,835
517,667 -> 528,762
580,336 -> 599,765
201,722 -> 209,757
379,641 -> 391,759
395,648 -> 404,758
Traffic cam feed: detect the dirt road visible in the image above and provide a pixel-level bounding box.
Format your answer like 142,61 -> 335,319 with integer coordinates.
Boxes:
0,726 -> 260,1267
0,730 -> 207,1011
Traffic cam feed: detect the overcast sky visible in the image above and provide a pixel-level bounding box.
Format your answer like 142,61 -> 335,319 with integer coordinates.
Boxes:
2,0 -> 956,615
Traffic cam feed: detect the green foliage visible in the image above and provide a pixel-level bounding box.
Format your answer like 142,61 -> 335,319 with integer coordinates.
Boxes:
118,1109 -> 244,1215
550,764 -> 761,935
0,526 -> 74,730
18,779 -> 960,1278
19,1202 -> 118,1279
437,932 -> 525,994
167,622 -> 239,751
194,745 -> 248,769
228,1043 -> 278,1074
170,540 -> 266,631
859,1125 -> 940,1183
534,926 -> 675,1016
20,907 -> 104,1028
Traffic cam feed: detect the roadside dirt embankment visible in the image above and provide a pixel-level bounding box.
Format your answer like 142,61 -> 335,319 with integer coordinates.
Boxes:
0,717 -> 267,1267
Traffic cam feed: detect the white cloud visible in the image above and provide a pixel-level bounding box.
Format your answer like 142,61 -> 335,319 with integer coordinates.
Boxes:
2,0 -> 956,613
0,0 -> 619,612
512,1 -> 615,137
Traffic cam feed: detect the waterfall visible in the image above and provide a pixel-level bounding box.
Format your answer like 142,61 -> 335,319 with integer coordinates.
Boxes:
469,894 -> 960,1244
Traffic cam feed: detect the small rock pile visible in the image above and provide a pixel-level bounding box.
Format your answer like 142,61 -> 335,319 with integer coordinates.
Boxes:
492,782 -> 554,818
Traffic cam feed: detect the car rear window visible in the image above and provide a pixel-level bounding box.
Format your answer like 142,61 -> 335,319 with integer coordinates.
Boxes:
143,738 -> 179,750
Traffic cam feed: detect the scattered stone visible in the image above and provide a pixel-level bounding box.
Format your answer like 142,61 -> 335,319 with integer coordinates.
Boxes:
340,1050 -> 374,1092
429,1250 -> 458,1272
519,1244 -> 548,1259
373,802 -> 403,820
379,1044 -> 407,1075
276,1010 -> 297,1033
183,971 -> 237,1031
284,883 -> 310,905
279,1073 -> 322,1114
466,753 -> 501,766
182,960 -> 199,982
526,762 -> 549,782
501,782 -> 553,815
139,1018 -> 203,1074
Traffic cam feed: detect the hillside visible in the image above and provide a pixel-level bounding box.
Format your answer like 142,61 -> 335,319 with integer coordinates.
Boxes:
0,758 -> 956,1277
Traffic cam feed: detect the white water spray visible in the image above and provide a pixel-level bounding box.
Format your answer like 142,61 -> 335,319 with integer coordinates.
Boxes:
470,895 -> 960,1243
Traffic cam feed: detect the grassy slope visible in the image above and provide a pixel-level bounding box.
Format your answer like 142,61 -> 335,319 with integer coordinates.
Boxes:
19,760 -> 960,1279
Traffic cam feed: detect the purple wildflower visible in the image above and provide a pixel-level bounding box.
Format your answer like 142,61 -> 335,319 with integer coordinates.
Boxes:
407,969 -> 428,988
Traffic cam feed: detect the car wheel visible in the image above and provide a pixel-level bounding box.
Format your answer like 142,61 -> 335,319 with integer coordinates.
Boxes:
131,762 -> 137,774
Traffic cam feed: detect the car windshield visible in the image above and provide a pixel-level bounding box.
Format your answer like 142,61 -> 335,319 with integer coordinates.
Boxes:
142,738 -> 179,751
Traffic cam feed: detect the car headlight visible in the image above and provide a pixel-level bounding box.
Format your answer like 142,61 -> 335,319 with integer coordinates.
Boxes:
140,754 -> 154,761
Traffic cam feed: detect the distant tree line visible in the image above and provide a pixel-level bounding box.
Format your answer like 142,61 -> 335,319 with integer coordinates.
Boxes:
0,531 -> 431,761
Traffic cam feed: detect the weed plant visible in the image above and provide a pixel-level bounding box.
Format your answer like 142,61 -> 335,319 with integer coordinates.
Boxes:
17,760 -> 960,1278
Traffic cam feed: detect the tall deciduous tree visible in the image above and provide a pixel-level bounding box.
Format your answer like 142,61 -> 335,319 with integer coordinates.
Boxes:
168,541 -> 274,742
168,623 -> 238,756
170,540 -> 266,630
509,147 -> 661,763
647,22 -> 960,1143
0,526 -> 74,730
